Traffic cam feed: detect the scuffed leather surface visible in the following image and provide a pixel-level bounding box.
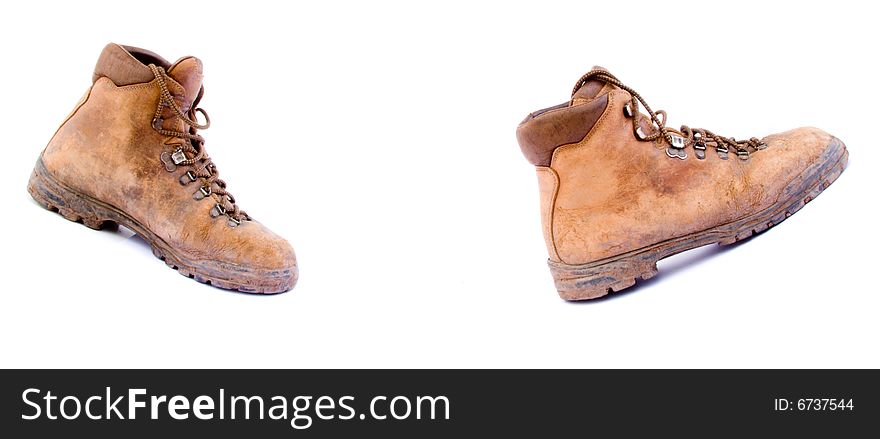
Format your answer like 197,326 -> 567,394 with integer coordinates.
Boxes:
542,89 -> 834,265
41,69 -> 295,272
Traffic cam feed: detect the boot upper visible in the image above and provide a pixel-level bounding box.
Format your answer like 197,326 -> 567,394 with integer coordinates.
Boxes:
518,69 -> 840,265
40,44 -> 296,273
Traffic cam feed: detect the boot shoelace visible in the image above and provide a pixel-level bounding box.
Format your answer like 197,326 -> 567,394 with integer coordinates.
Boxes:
149,64 -> 249,227
571,69 -> 767,161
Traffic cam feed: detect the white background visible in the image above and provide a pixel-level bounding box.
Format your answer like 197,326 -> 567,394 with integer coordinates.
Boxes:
1,1 -> 877,368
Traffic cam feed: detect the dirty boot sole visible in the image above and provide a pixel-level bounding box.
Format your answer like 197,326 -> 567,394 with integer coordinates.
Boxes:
27,159 -> 297,294
548,138 -> 848,301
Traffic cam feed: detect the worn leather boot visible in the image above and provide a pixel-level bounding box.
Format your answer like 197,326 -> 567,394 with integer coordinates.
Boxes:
517,68 -> 847,300
28,44 -> 297,293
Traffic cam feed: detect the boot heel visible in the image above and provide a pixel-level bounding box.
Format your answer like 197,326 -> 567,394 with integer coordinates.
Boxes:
27,159 -> 115,230
548,255 -> 659,301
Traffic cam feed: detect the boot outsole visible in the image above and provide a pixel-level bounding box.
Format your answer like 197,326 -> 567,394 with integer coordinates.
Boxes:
27,159 -> 298,294
548,137 -> 849,301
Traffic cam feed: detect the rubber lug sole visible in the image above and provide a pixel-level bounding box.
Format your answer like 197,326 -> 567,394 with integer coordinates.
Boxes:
27,159 -> 297,294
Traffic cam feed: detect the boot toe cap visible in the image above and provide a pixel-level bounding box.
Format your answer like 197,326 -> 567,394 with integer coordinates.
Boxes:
236,221 -> 298,275
193,220 -> 298,292
757,127 -> 844,179
751,127 -> 847,209
761,127 -> 840,167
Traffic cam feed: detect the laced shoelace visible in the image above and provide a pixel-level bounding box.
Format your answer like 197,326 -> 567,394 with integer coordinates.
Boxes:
149,64 -> 249,226
571,69 -> 767,161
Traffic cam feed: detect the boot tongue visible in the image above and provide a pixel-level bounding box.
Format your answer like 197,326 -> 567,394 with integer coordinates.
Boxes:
161,56 -> 204,146
572,65 -> 615,103
167,56 -> 203,109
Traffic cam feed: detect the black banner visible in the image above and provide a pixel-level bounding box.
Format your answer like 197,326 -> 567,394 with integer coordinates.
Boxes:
1,370 -> 875,436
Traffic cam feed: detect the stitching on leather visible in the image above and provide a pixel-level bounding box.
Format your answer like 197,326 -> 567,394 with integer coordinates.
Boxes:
42,86 -> 94,155
56,87 -> 92,135
571,83 -> 612,106
97,76 -> 157,91
550,90 -> 620,165
519,95 -> 608,166
537,166 -> 561,262
547,91 -> 619,264
547,167 -> 561,262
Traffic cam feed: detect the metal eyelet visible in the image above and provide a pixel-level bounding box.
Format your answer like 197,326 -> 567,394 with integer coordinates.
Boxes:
665,147 -> 687,160
170,148 -> 187,165
669,134 -> 685,148
179,171 -> 197,185
193,185 -> 212,200
665,134 -> 687,160
160,148 -> 187,172
635,126 -> 647,140
210,203 -> 226,218
716,145 -> 729,160
152,117 -> 164,130
623,103 -> 634,118
227,217 -> 241,228
737,150 -> 750,161
694,142 -> 706,160
159,152 -> 176,172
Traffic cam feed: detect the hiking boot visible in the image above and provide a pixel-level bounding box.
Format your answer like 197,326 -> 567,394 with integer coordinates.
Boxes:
517,67 -> 847,300
27,43 -> 297,293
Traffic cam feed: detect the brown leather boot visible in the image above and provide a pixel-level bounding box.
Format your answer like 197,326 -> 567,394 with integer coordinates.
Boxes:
27,44 -> 297,293
517,68 -> 847,300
